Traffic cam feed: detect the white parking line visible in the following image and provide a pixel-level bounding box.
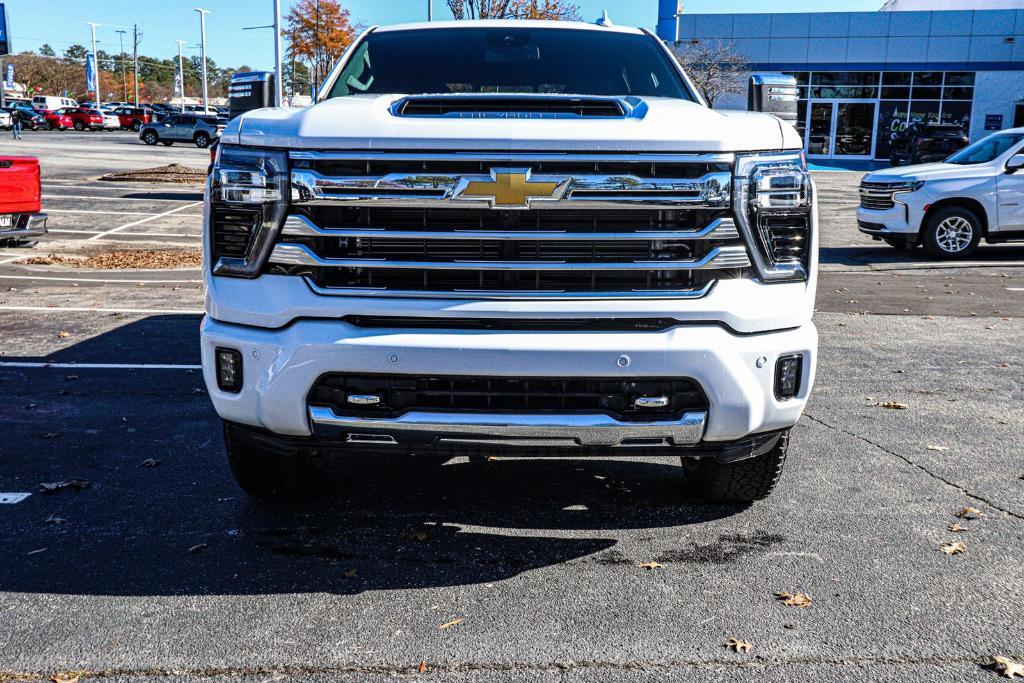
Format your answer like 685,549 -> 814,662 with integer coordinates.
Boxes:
1007,288 -> 1024,292
43,183 -> 202,195
48,229 -> 202,238
46,209 -> 168,217
0,274 -> 201,283
0,305 -> 203,314
43,195 -> 200,203
87,202 -> 204,241
0,362 -> 202,370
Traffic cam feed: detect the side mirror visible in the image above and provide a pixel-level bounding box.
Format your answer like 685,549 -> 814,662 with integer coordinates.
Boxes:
1006,153 -> 1024,174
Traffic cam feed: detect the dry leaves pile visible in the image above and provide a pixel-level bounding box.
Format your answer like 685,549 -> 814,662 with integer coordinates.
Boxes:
20,250 -> 203,270
775,591 -> 813,608
99,163 -> 207,185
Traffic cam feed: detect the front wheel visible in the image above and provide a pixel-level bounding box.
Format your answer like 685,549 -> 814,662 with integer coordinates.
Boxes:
922,206 -> 981,259
142,131 -> 158,145
194,132 -> 211,148
682,430 -> 789,503
224,421 -> 330,498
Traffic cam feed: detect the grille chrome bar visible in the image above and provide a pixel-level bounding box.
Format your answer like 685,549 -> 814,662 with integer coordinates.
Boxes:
290,151 -> 736,164
269,243 -> 751,271
301,278 -> 716,300
291,169 -> 732,210
281,214 -> 742,242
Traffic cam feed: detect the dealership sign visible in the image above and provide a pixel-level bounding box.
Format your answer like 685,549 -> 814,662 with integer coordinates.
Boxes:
4,63 -> 13,89
0,3 -> 10,56
86,54 -> 97,93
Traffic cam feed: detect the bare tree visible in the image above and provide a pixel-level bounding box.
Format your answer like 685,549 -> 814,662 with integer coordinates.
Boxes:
447,0 -> 581,20
674,40 -> 750,108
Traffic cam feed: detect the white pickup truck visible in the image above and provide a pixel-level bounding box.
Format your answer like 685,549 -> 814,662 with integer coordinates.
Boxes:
858,128 -> 1024,258
201,20 -> 818,503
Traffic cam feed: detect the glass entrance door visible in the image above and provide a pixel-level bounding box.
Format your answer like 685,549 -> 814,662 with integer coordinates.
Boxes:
805,101 -> 878,159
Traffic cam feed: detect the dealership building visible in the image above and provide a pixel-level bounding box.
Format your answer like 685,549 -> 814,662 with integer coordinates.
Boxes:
656,0 -> 1024,162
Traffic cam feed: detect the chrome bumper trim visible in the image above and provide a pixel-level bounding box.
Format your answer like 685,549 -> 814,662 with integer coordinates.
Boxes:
270,243 -> 752,271
308,406 -> 708,448
301,277 -> 716,300
0,213 -> 47,240
281,214 -> 742,242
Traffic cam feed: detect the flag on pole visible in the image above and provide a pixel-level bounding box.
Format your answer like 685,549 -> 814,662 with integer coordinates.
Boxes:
86,53 -> 97,93
3,63 -> 13,90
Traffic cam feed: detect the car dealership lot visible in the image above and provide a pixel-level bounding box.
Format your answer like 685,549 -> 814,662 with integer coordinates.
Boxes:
1,133 -> 1023,682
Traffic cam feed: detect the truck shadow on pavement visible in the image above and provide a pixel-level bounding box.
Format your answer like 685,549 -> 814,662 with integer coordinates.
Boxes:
820,243 -> 1024,267
0,315 -> 744,597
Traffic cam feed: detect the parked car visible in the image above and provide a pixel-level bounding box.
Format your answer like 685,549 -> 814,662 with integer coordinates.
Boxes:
112,107 -> 152,131
59,107 -> 105,131
40,109 -> 74,131
202,20 -> 818,502
0,110 -> 10,130
0,156 -> 48,247
140,114 -> 225,148
889,122 -> 969,166
859,128 -> 1024,258
31,95 -> 78,112
3,106 -> 48,130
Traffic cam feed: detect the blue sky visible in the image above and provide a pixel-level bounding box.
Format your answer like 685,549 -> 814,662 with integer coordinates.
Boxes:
4,0 -> 881,70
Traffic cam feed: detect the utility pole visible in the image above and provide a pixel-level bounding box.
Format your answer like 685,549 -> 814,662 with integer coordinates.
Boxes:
132,25 -> 140,106
195,8 -> 210,114
86,22 -> 101,109
116,30 -> 128,102
176,40 -> 187,113
314,0 -> 320,97
273,0 -> 283,106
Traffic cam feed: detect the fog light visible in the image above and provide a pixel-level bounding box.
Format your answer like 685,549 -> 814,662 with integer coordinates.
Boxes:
775,354 -> 803,400
216,347 -> 243,393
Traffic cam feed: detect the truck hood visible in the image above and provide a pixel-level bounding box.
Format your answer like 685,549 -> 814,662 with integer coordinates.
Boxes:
865,162 -> 994,183
224,95 -> 800,153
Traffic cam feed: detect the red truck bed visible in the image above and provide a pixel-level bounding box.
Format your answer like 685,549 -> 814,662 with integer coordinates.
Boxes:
0,157 -> 42,215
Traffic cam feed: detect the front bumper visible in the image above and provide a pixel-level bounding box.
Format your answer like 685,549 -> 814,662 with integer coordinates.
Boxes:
201,316 -> 817,444
0,213 -> 47,241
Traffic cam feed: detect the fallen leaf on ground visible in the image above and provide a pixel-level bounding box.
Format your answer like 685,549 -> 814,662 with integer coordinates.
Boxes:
875,401 -> 909,410
406,530 -> 429,542
57,330 -> 70,339
992,656 -> 1024,678
188,543 -> 208,554
955,507 -> 985,519
724,638 -> 752,653
52,674 -> 81,683
775,592 -> 813,608
418,661 -> 427,673
38,480 -> 90,494
947,523 -> 968,533
927,445 -> 949,451
139,458 -> 160,468
637,561 -> 663,570
939,541 -> 966,555
438,618 -> 464,630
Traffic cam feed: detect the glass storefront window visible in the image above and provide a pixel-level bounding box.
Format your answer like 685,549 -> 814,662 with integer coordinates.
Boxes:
883,72 -> 911,86
811,86 -> 879,99
881,86 -> 910,99
940,101 -> 972,130
876,100 -> 911,160
945,72 -> 975,86
909,100 -> 941,125
811,71 -> 880,86
913,86 -> 942,99
913,72 -> 943,86
943,86 -> 973,101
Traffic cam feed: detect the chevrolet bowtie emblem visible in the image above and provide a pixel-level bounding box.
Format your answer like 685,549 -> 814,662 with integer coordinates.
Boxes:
454,168 -> 569,209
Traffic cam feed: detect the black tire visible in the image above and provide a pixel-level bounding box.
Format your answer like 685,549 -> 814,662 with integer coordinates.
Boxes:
142,131 -> 158,145
194,132 -> 211,148
131,120 -> 142,132
73,121 -> 84,131
161,141 -> 174,146
224,421 -> 330,498
682,430 -> 789,503
922,206 -> 982,260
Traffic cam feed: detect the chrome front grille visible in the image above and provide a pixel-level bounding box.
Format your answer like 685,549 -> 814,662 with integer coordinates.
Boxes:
859,182 -> 898,210
274,152 -> 746,299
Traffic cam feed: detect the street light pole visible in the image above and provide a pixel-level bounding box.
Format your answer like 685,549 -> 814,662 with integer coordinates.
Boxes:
176,40 -> 187,113
116,30 -> 127,102
428,0 -> 432,21
273,0 -> 283,107
194,8 -> 210,115
86,22 -> 101,109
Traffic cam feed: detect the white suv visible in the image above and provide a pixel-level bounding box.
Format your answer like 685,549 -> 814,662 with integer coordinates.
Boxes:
201,20 -> 818,503
858,128 -> 1024,258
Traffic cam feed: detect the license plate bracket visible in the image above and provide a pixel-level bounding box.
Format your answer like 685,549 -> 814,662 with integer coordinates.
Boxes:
0,215 -> 13,229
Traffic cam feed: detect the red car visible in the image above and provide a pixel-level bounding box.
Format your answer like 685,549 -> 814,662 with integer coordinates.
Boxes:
40,109 -> 74,131
59,107 -> 105,131
113,107 -> 152,131
0,157 -> 48,247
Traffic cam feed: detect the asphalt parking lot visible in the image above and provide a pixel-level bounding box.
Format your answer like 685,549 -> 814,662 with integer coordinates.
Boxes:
1,130 -> 1023,683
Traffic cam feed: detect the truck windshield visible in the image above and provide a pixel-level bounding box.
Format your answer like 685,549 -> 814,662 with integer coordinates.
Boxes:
327,27 -> 694,100
946,132 -> 1024,165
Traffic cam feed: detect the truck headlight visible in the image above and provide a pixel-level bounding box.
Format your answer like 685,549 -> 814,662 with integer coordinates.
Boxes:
890,180 -> 925,194
207,145 -> 289,278
734,152 -> 813,282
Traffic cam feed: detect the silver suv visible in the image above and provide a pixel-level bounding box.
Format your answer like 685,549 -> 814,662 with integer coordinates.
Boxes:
139,114 -> 225,148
